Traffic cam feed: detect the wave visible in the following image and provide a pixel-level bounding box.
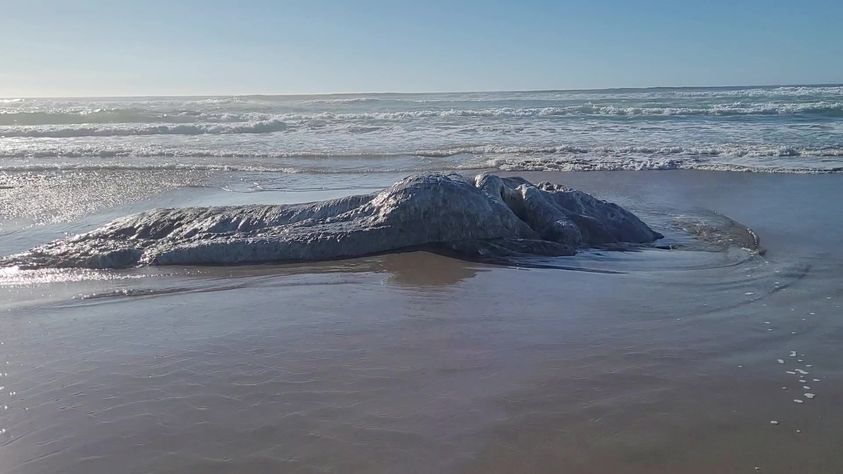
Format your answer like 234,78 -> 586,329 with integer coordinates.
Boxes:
0,109 -> 159,126
0,108 -> 270,126
481,157 -> 834,174
0,120 -> 289,138
414,144 -> 843,158
655,85 -> 843,99
1,143 -> 841,160
287,86 -> 843,103
1,144 -> 841,175
300,97 -> 386,104
3,159 -> 838,175
3,101 -> 843,127
280,103 -> 843,119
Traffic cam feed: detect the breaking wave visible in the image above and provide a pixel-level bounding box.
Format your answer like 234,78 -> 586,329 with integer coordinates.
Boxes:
0,120 -> 289,138
2,101 -> 843,128
1,86 -> 841,174
1,144 -> 841,174
2,143 -> 840,160
413,144 -> 843,158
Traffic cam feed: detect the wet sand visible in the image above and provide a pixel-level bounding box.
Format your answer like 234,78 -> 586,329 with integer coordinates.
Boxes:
1,170 -> 842,473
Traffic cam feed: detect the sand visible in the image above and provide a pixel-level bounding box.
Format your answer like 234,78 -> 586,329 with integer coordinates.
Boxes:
1,169 -> 842,473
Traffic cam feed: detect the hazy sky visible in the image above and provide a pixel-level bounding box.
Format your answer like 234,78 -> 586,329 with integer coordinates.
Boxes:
2,0 -> 842,97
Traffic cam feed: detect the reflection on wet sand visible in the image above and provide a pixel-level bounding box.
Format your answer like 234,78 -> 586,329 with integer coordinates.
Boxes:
379,252 -> 484,287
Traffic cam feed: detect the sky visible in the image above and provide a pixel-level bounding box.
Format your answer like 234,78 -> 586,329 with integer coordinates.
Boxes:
1,0 -> 842,97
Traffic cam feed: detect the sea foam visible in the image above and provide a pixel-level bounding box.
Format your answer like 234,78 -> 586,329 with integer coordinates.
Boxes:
1,85 -> 841,174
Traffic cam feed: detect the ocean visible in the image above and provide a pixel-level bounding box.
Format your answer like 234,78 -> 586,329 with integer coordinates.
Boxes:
1,87 -> 843,473
2,85 -> 842,174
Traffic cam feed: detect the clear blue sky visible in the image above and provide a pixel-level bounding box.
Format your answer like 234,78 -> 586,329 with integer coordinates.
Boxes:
2,0 -> 841,97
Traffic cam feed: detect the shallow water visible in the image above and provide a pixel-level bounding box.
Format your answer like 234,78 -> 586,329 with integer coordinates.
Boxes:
1,170 -> 841,473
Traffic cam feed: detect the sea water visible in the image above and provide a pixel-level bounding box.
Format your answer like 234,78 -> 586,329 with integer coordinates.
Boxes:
1,85 -> 842,174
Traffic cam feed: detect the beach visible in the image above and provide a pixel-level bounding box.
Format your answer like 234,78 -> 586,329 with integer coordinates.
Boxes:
3,0 -> 842,469
2,166 -> 842,473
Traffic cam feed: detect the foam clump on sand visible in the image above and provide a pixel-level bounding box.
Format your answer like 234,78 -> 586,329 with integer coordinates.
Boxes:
2,173 -> 663,269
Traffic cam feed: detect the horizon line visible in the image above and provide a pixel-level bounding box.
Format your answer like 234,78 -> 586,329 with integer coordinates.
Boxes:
2,81 -> 841,100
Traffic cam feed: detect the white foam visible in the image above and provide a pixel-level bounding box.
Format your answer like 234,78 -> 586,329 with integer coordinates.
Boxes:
2,88 -> 842,175
0,120 -> 290,138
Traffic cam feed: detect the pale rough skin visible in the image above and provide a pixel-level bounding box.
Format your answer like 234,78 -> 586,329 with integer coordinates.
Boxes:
3,173 -> 662,269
